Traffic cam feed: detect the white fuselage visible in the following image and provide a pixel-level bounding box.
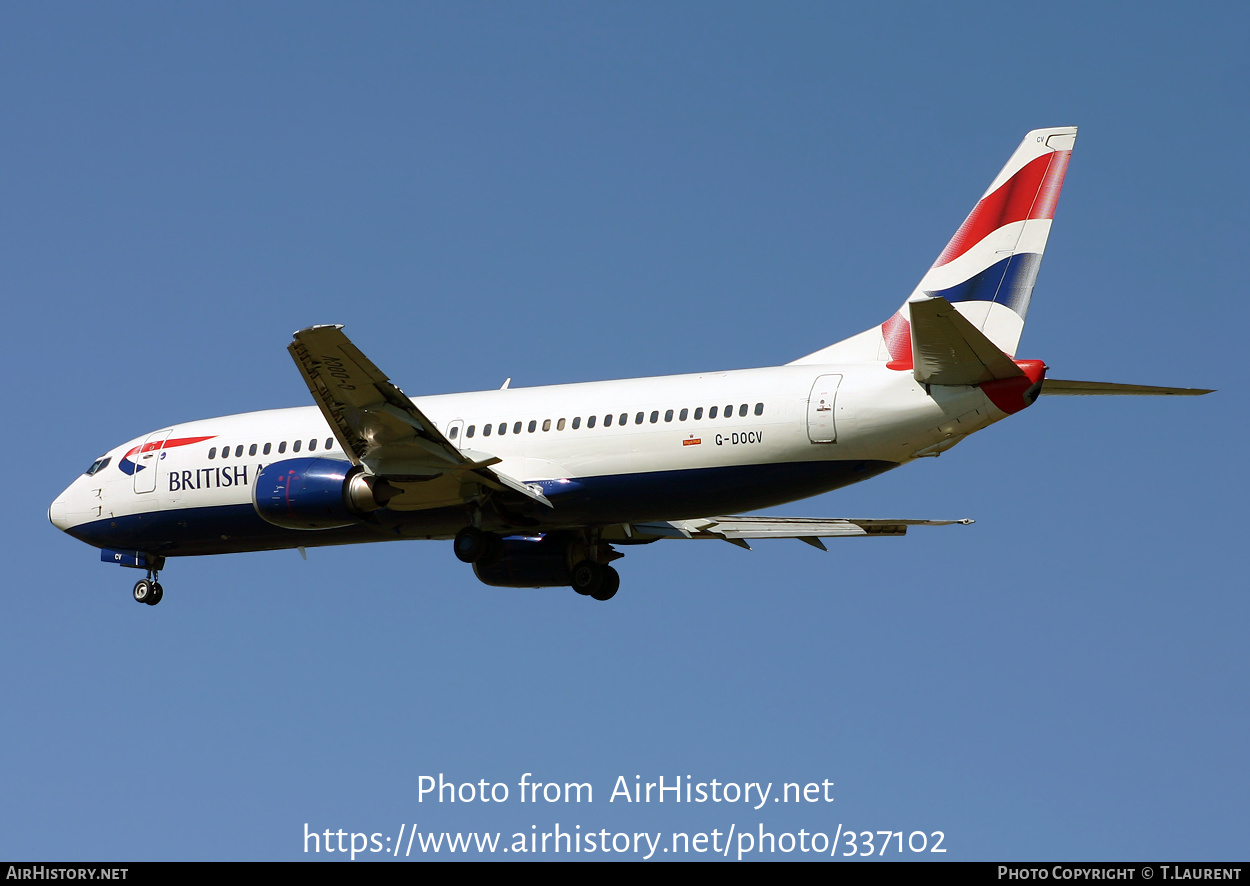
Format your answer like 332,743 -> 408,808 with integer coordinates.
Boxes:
50,361 -> 1005,558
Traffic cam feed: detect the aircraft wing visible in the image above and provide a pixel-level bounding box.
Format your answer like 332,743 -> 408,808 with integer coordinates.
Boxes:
619,516 -> 974,549
288,325 -> 551,510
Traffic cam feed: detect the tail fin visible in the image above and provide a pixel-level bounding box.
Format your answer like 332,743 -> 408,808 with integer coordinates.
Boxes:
792,126 -> 1076,365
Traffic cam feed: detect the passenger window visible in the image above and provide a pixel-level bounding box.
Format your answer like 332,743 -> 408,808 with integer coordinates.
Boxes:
604,414 -> 613,427
650,411 -> 659,423
694,407 -> 703,420
679,408 -> 688,421
587,415 -> 596,428
449,426 -> 459,440
208,447 -> 216,459
309,439 -> 317,451
709,406 -> 718,419
278,441 -> 287,454
263,442 -> 271,455
664,409 -> 673,422
619,413 -> 627,426
755,403 -> 764,416
513,422 -> 522,435
571,417 -> 580,429
326,438 -> 333,449
483,424 -> 492,436
557,418 -> 566,431
249,443 -> 258,456
635,412 -> 644,425
293,440 -> 301,453
235,445 -> 244,457
725,405 -> 733,418
739,404 -> 748,417
467,425 -> 475,438
542,419 -> 551,432
528,420 -> 537,433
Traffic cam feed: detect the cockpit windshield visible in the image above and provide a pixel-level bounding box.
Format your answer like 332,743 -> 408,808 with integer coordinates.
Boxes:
84,456 -> 111,476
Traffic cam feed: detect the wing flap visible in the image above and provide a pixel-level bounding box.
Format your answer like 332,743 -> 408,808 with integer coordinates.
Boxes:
627,516 -> 973,542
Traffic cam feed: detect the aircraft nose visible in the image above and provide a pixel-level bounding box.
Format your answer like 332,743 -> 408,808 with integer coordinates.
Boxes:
49,488 -> 72,531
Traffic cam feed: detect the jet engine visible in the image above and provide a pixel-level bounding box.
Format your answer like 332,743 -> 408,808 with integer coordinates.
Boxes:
252,457 -> 395,530
471,534 -> 573,588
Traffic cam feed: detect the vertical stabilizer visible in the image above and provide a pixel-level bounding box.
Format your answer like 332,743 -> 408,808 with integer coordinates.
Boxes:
792,127 -> 1075,366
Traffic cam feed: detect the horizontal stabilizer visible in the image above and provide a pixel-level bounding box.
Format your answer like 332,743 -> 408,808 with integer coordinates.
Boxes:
1041,379 -> 1214,396
909,297 -> 1023,386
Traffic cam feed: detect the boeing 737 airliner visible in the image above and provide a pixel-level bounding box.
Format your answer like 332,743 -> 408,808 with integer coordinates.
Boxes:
48,127 -> 1210,604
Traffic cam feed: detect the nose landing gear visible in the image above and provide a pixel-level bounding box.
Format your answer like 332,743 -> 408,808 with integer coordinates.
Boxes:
132,561 -> 165,606
133,579 -> 163,605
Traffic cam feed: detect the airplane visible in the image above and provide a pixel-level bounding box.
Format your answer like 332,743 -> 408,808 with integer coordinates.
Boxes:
48,126 -> 1211,605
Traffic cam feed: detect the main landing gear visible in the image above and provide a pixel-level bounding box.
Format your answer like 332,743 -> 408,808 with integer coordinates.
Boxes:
570,560 -> 620,602
132,565 -> 164,606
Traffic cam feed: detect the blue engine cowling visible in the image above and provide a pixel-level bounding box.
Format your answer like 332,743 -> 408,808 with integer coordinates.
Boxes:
472,535 -> 572,588
252,457 -> 367,530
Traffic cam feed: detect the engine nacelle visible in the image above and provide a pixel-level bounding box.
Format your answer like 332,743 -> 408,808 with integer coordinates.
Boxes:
252,457 -> 389,530
472,535 -> 572,588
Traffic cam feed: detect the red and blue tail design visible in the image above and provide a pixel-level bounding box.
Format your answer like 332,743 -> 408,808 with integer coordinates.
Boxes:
793,127 -> 1076,366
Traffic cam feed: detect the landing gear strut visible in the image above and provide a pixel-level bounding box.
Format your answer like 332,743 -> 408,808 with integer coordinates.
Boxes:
133,564 -> 164,606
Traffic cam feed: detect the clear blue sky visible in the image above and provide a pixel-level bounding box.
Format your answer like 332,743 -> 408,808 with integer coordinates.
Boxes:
4,2 -> 1245,861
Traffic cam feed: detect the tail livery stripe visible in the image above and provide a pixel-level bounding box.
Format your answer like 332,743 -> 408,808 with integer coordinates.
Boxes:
786,127 -> 1076,367
933,150 -> 1071,268
928,252 -> 1043,317
882,312 -> 913,370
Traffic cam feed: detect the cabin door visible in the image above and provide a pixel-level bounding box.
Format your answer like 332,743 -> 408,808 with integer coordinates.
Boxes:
806,375 -> 842,443
132,429 -> 172,493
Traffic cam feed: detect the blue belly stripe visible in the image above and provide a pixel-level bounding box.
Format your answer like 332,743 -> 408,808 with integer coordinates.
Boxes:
66,459 -> 897,557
